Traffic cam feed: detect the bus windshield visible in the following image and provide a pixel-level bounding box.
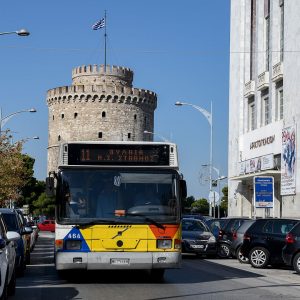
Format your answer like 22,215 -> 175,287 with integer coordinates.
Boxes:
56,168 -> 180,224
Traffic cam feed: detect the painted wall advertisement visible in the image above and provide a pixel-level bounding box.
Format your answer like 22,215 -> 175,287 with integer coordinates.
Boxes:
281,125 -> 296,195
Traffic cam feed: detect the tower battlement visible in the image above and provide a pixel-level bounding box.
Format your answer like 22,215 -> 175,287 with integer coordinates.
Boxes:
72,64 -> 134,86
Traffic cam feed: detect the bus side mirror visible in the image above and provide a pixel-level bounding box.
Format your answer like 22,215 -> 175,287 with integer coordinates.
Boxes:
46,177 -> 55,197
180,179 -> 187,199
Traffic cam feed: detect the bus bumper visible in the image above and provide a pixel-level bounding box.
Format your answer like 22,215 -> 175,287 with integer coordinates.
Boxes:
55,251 -> 181,270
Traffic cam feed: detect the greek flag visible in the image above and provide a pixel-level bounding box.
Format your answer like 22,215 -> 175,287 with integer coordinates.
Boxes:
92,18 -> 105,30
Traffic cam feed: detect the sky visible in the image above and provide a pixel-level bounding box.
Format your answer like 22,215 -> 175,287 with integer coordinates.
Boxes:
0,0 -> 230,200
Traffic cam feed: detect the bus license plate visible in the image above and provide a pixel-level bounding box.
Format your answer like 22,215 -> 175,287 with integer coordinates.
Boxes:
111,258 -> 130,265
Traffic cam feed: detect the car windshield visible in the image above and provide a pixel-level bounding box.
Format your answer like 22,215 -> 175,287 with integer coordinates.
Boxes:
56,168 -> 180,224
2,213 -> 19,231
182,219 -> 208,232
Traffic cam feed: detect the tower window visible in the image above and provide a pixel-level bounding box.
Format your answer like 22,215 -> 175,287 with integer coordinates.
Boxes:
52,115 -> 54,120
74,112 -> 78,118
128,133 -> 131,139
134,114 -> 137,120
102,111 -> 106,118
98,132 -> 103,138
61,114 -> 64,119
58,135 -> 61,141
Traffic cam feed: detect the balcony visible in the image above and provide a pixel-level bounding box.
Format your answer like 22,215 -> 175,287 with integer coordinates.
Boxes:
272,62 -> 283,82
257,71 -> 269,91
244,80 -> 255,97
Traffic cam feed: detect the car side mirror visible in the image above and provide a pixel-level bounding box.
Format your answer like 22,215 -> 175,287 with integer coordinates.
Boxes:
180,179 -> 187,199
22,226 -> 33,235
6,231 -> 21,242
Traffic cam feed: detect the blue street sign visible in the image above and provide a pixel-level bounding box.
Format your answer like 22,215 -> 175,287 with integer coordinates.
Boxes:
254,176 -> 274,208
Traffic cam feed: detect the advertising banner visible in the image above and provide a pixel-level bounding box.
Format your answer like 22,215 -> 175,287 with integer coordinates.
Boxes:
254,176 -> 274,208
281,126 -> 296,195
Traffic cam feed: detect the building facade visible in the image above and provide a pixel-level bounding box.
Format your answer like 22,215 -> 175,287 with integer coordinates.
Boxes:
47,64 -> 157,173
228,0 -> 300,218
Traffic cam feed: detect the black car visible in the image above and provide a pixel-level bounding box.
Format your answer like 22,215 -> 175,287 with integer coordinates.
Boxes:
241,218 -> 298,268
217,217 -> 250,258
231,219 -> 256,263
181,218 -> 217,257
282,221 -> 300,273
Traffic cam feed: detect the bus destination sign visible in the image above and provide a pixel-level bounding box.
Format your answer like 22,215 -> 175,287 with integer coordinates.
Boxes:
67,144 -> 170,166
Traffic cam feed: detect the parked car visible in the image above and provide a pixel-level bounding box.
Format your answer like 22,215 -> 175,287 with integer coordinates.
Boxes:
15,209 -> 32,264
217,217 -> 250,258
240,218 -> 298,268
231,219 -> 256,263
181,218 -> 217,257
282,221 -> 300,273
0,208 -> 33,276
0,212 -> 20,298
26,220 -> 39,251
37,220 -> 55,232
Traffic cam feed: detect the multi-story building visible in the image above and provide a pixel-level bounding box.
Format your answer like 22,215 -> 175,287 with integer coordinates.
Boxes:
46,64 -> 157,173
228,0 -> 300,218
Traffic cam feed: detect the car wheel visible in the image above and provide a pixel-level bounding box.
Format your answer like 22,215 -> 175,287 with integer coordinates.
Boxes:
7,267 -> 16,296
236,246 -> 249,264
292,252 -> 300,274
218,243 -> 231,258
25,251 -> 31,265
249,247 -> 270,268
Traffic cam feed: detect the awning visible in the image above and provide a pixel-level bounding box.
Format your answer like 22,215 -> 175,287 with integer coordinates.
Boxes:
230,170 -> 281,181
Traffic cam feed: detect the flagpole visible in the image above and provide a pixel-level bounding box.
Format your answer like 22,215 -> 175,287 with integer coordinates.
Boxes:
104,10 -> 107,73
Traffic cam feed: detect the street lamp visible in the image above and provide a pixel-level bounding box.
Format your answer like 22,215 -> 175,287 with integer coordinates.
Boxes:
175,100 -> 213,215
143,130 -> 170,142
0,108 -> 37,133
0,29 -> 30,36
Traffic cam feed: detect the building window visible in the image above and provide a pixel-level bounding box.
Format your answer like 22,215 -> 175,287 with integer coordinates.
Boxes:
265,0 -> 270,71
98,132 -> 102,138
58,135 -> 61,141
52,115 -> 54,120
134,114 -> 137,121
74,112 -> 78,118
248,97 -> 256,131
250,0 -> 257,80
102,111 -> 106,118
128,133 -> 131,139
276,81 -> 283,120
61,113 -> 64,119
261,94 -> 270,126
280,0 -> 284,62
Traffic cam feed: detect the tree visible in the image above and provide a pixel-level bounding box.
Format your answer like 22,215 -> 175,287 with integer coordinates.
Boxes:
0,131 -> 27,206
182,196 -> 195,212
18,155 -> 45,212
191,198 -> 209,215
32,193 -> 55,217
220,186 -> 228,216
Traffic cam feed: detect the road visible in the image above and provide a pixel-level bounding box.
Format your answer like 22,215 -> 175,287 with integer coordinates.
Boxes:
11,232 -> 300,300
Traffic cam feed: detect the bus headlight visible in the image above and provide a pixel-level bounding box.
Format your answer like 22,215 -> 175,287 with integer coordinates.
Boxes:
65,240 -> 82,250
157,239 -> 172,249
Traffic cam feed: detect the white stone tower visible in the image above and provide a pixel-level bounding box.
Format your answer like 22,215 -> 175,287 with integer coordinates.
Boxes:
47,64 -> 157,173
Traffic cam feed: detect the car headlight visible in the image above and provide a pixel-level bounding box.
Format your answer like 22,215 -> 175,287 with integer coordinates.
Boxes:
208,236 -> 216,243
65,240 -> 82,250
157,239 -> 172,249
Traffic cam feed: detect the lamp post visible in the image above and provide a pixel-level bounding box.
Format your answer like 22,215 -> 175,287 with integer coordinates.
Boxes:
0,108 -> 37,133
143,130 -> 170,142
175,100 -> 213,216
0,29 -> 30,36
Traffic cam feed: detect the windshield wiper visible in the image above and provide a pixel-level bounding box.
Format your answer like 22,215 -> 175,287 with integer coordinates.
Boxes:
125,213 -> 165,230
